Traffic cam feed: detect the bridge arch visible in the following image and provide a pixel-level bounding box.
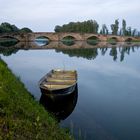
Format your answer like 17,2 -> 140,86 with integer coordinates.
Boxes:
62,35 -> 75,40
35,35 -> 51,41
59,33 -> 83,41
108,36 -> 118,42
107,36 -> 119,45
125,37 -> 133,42
87,36 -> 100,45
87,36 -> 100,41
61,36 -> 75,46
86,34 -> 99,40
0,35 -> 19,41
35,36 -> 51,41
35,36 -> 50,46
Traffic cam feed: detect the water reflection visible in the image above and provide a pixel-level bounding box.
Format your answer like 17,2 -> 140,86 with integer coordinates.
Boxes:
56,46 -> 140,61
61,40 -> 75,46
0,41 -> 140,61
87,36 -> 100,45
61,36 -> 75,46
39,84 -> 78,122
0,47 -> 19,56
0,38 -> 18,47
1,42 -> 140,140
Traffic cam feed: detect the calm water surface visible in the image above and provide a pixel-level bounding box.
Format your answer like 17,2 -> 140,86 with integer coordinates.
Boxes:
0,43 -> 140,140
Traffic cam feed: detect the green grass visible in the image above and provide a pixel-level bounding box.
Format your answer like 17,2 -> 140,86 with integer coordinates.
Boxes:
0,59 -> 73,140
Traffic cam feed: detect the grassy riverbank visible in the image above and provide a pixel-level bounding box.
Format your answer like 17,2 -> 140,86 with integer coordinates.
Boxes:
0,59 -> 73,140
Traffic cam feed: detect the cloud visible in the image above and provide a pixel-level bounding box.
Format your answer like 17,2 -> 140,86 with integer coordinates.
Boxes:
0,0 -> 140,31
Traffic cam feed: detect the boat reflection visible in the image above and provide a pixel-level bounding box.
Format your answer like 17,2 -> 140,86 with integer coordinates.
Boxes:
39,84 -> 78,122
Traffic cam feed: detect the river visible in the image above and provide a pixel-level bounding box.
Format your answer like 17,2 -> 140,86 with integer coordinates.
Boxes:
0,41 -> 140,140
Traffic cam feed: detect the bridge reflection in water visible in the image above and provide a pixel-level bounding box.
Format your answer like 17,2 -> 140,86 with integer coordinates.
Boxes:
1,40 -> 140,49
39,84 -> 78,122
0,40 -> 140,62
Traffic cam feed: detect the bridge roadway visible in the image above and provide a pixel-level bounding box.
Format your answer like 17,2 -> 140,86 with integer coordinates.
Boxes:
0,32 -> 140,42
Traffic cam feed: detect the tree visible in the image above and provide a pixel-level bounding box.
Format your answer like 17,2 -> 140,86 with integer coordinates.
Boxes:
0,22 -> 32,33
115,19 -> 119,35
0,22 -> 19,33
100,24 -> 108,35
119,28 -> 122,36
54,20 -> 99,33
111,19 -> 119,35
20,27 -> 32,33
111,24 -> 115,35
126,27 -> 132,36
122,19 -> 126,36
132,29 -> 137,37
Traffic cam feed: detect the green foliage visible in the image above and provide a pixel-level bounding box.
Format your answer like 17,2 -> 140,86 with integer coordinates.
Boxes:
20,27 -> 32,33
132,29 -> 137,37
54,20 -> 99,33
0,59 -> 73,140
122,19 -> 126,36
0,22 -> 19,33
54,19 -> 140,36
0,22 -> 32,33
121,20 -> 138,36
100,24 -> 108,35
126,27 -> 132,36
111,19 -> 119,35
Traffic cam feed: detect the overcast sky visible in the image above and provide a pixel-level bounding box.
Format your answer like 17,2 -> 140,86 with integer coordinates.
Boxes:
0,0 -> 140,32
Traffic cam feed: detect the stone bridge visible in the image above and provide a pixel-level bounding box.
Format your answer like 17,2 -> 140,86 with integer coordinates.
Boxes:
0,32 -> 140,42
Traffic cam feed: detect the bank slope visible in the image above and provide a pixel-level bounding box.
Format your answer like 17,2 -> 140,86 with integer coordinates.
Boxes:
0,59 -> 73,140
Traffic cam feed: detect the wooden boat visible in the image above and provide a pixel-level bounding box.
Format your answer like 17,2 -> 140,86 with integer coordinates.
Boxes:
39,69 -> 77,95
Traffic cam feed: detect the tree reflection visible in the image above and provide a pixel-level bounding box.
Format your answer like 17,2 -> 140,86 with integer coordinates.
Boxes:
100,48 -> 108,56
0,37 -> 18,47
109,48 -> 117,61
56,48 -> 98,60
0,47 -> 19,56
56,46 -> 140,62
0,40 -> 140,61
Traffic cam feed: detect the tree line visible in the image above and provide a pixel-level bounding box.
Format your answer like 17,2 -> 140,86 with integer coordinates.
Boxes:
0,22 -> 32,33
54,19 -> 140,37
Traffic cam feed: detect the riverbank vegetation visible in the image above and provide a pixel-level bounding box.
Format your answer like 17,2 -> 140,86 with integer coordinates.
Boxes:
0,59 -> 73,140
0,22 -> 32,33
54,19 -> 140,37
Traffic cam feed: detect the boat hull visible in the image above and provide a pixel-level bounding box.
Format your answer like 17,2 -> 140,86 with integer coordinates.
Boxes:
40,83 -> 77,96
